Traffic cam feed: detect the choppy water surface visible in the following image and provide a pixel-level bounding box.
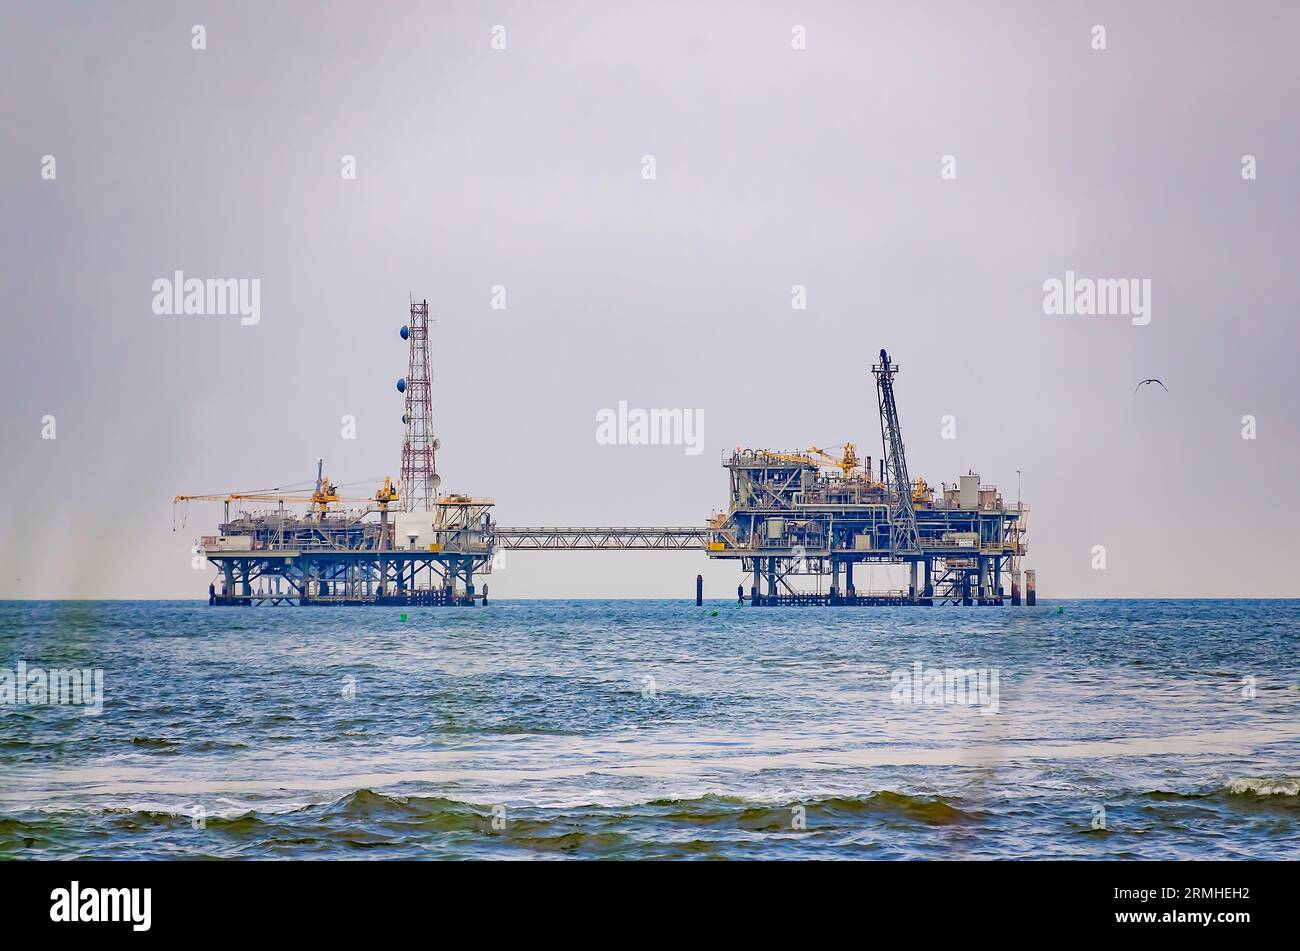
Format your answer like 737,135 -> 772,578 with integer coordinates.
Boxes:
1,599 -> 1297,859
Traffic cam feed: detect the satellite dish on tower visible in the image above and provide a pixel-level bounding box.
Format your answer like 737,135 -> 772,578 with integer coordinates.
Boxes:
429,473 -> 442,490
433,438 -> 441,451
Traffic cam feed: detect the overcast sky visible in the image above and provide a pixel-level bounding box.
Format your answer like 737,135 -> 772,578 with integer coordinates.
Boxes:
2,1 -> 1297,598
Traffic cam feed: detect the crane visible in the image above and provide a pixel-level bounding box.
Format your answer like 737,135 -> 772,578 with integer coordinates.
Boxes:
806,443 -> 861,480
374,477 -> 399,509
873,349 -> 920,553
173,460 -> 397,528
220,458 -> 352,519
760,444 -> 863,480
171,492 -> 234,528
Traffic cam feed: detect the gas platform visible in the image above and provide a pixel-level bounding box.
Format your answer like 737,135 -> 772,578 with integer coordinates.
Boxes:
176,304 -> 1030,607
490,350 -> 1031,606
695,351 -> 1030,606
176,300 -> 496,606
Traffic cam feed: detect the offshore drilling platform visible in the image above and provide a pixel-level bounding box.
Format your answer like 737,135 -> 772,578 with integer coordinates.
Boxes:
699,351 -> 1030,606
176,302 -> 1031,607
176,300 -> 497,606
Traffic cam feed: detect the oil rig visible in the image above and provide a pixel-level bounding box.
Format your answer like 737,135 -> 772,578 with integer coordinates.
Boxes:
176,299 -> 496,606
696,351 -> 1029,606
177,305 -> 1030,607
490,350 -> 1031,606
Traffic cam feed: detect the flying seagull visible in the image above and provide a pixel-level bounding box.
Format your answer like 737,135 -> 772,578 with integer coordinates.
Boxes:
1133,378 -> 1168,394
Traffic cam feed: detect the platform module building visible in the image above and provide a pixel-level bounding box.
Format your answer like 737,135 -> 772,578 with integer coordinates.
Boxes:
179,299 -> 497,606
199,489 -> 495,606
701,351 -> 1028,605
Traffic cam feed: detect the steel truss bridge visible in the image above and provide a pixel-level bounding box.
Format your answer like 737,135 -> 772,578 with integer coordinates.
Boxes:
490,527 -> 709,550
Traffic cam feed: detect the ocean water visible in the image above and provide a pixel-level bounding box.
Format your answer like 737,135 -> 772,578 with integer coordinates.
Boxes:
1,599 -> 1297,860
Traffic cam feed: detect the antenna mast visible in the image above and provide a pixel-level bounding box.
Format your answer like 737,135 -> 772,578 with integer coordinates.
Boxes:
399,299 -> 439,511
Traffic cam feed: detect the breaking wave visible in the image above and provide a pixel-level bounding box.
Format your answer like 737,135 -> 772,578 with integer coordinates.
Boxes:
1222,777 -> 1300,799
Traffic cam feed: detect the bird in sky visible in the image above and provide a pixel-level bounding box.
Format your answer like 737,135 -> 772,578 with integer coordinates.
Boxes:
1133,378 -> 1168,393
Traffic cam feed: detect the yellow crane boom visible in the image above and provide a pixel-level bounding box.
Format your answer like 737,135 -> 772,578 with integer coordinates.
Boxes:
806,443 -> 860,480
173,463 -> 400,530
757,443 -> 864,480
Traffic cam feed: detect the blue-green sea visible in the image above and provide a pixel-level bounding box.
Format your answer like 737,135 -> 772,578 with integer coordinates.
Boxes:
1,599 -> 1297,859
